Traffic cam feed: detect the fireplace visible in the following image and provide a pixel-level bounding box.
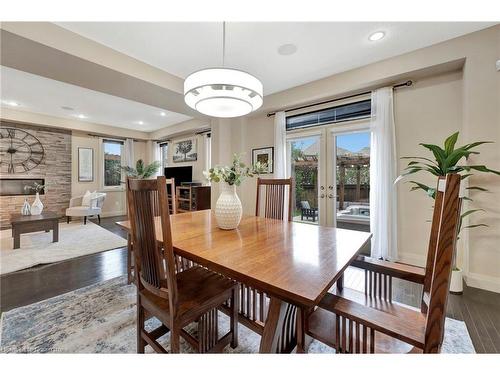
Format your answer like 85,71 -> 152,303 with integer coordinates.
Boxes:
0,178 -> 45,196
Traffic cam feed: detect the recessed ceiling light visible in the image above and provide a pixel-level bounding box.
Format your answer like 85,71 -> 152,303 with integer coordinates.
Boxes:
75,114 -> 87,119
3,100 -> 19,107
138,121 -> 144,125
160,112 -> 166,117
61,106 -> 74,111
278,43 -> 298,56
369,31 -> 385,42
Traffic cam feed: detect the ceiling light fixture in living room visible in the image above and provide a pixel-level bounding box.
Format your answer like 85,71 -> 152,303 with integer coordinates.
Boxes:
184,22 -> 263,118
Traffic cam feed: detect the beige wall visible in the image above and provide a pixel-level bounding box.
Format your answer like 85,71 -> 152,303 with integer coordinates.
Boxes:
216,26 -> 500,292
394,71 -> 464,265
71,133 -> 147,217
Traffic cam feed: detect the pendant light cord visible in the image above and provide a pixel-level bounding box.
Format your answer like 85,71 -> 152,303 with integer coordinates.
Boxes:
222,21 -> 226,67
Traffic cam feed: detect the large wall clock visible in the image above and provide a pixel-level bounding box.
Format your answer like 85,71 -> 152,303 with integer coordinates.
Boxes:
0,127 -> 45,174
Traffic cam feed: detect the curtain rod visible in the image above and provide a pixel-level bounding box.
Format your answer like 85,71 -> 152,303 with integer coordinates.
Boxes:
266,80 -> 413,117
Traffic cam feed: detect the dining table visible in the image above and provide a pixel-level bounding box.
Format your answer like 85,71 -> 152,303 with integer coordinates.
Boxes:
116,209 -> 371,353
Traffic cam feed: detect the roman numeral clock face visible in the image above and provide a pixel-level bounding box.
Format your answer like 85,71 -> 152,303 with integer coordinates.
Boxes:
0,127 -> 44,174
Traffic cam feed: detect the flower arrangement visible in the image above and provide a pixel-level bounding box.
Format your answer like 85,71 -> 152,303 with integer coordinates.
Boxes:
24,182 -> 46,194
204,153 -> 267,186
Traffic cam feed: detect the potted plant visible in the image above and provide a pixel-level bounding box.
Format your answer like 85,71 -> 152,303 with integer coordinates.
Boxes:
120,159 -> 161,179
204,154 -> 266,230
397,132 -> 499,294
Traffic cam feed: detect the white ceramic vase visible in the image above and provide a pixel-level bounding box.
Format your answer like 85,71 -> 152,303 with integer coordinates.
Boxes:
31,192 -> 44,215
215,183 -> 242,230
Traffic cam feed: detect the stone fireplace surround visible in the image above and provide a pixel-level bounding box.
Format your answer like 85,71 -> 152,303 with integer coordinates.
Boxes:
0,121 -> 71,228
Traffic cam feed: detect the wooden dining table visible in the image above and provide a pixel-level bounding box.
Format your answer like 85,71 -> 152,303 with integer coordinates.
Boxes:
116,209 -> 371,353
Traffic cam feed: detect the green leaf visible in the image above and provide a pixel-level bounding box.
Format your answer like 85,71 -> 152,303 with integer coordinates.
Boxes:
444,131 -> 459,154
462,224 -> 489,229
466,186 -> 489,192
460,165 -> 500,175
461,209 -> 485,218
463,141 -> 493,151
460,174 -> 473,180
400,156 -> 438,165
419,143 -> 447,167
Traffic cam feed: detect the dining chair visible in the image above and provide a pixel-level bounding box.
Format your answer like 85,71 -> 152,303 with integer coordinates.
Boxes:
127,177 -> 176,284
307,173 -> 462,353
255,177 -> 293,221
127,176 -> 239,353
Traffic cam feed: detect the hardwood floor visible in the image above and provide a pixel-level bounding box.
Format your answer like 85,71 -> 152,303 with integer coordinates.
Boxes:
1,215 -> 499,353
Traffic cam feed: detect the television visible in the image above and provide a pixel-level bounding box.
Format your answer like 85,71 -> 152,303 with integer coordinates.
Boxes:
164,166 -> 192,187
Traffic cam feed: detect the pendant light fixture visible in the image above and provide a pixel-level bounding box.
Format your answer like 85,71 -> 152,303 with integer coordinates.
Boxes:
184,22 -> 263,118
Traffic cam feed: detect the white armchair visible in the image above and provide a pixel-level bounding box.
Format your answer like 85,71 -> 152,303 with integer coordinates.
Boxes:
66,192 -> 106,224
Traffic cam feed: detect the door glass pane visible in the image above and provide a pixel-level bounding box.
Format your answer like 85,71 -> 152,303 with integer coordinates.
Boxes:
289,137 -> 320,225
335,132 -> 370,233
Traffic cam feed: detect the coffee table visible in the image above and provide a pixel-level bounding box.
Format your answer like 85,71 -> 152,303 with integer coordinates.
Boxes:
10,211 -> 62,249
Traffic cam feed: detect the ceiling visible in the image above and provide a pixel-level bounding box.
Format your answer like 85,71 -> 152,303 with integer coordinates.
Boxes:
57,22 -> 495,95
0,66 -> 192,131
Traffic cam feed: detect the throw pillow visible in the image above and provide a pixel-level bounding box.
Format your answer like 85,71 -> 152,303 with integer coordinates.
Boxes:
81,190 -> 92,206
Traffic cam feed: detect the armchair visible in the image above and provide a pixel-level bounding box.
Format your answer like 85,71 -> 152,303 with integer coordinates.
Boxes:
66,192 -> 106,224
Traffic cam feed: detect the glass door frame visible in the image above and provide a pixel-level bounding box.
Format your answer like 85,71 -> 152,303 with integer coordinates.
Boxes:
286,128 -> 326,226
326,121 -> 371,227
286,118 -> 370,227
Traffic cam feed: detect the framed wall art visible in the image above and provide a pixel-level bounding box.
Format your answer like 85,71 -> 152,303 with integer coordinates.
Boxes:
252,146 -> 274,174
78,147 -> 94,182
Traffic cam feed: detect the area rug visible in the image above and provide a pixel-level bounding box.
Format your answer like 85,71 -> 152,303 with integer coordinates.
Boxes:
0,221 -> 127,275
0,276 -> 475,353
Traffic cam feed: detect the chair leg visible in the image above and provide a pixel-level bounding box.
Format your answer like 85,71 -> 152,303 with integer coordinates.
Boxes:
137,298 -> 146,353
230,287 -> 239,349
170,327 -> 181,353
98,214 -> 101,224
84,216 -> 87,225
66,216 -> 70,224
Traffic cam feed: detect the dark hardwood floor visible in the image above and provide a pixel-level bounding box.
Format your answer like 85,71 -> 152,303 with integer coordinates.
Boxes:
1,215 -> 499,353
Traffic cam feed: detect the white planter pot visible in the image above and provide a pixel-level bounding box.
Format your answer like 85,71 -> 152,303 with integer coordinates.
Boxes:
215,183 -> 242,230
450,269 -> 463,294
31,192 -> 44,215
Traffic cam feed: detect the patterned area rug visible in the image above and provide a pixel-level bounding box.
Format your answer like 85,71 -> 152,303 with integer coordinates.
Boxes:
0,221 -> 127,275
0,276 -> 475,353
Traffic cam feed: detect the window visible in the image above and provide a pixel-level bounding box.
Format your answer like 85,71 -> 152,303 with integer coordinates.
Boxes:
160,142 -> 168,173
286,99 -> 371,131
103,139 -> 124,187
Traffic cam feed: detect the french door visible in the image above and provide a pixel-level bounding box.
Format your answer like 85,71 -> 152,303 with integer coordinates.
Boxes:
287,121 -> 371,232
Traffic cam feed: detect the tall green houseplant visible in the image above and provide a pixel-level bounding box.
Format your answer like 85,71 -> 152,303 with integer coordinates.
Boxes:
397,132 -> 500,281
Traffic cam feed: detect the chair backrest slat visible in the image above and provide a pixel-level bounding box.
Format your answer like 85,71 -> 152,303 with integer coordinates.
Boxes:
422,173 -> 461,353
420,177 -> 446,312
126,176 -> 178,317
255,178 -> 293,222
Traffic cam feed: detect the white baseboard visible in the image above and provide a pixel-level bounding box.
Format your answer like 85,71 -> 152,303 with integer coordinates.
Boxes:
464,272 -> 500,293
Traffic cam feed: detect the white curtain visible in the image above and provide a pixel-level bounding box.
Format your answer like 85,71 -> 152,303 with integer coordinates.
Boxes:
274,111 -> 287,178
124,138 -> 135,169
147,140 -> 162,177
369,87 -> 398,260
